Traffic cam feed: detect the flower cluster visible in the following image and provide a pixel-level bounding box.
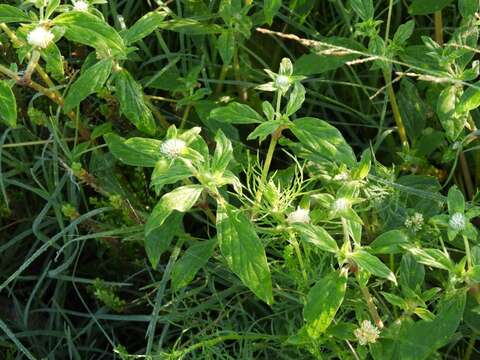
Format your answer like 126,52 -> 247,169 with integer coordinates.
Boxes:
449,212 -> 466,231
287,207 -> 310,224
404,212 -> 424,232
27,26 -> 54,49
354,320 -> 380,346
73,0 -> 89,11
160,139 -> 186,159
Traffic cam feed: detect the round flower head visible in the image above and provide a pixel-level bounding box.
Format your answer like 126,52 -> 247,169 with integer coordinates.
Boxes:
287,207 -> 310,224
27,26 -> 54,49
275,75 -> 290,88
160,139 -> 186,159
333,198 -> 349,212
449,212 -> 466,230
73,0 -> 89,11
404,212 -> 424,232
354,320 -> 380,346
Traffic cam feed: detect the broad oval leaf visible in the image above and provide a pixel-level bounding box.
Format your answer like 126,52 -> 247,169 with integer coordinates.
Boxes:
209,102 -> 263,124
458,81 -> 480,113
115,69 -> 157,135
409,0 -> 454,15
294,223 -> 339,253
121,11 -> 166,44
216,203 -> 273,304
447,186 -> 465,214
286,82 -> 305,116
370,230 -> 410,254
351,250 -> 397,284
290,117 -> 356,167
211,130 -> 233,174
53,11 -> 127,57
0,80 -> 17,127
145,212 -> 183,269
304,269 -> 347,338
0,5 -> 31,23
171,238 -> 218,291
104,133 -> 162,167
145,185 -> 203,239
64,58 -> 113,112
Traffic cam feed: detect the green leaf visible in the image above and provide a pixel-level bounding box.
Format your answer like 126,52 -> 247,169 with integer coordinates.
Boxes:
351,250 -> 397,284
436,85 -> 466,141
145,185 -> 203,239
399,253 -> 425,291
290,117 -> 356,167
408,0 -> 454,15
0,80 -> 17,127
350,0 -> 374,20
459,0 -> 479,17
53,11 -> 127,57
303,269 -> 347,338
457,81 -> 480,113
42,43 -> 64,81
121,11 -> 166,44
294,223 -> 339,253
115,69 -> 157,135
171,238 -> 218,290
408,247 -> 454,271
393,20 -> 415,44
447,186 -> 465,214
64,58 -> 113,112
392,292 -> 466,359
211,130 -> 233,174
264,0 -> 282,25
285,82 -> 305,116
151,160 -> 191,191
209,102 -> 263,124
45,0 -> 60,19
0,5 -> 31,23
216,203 -> 273,304
294,37 -> 363,76
370,230 -> 410,254
104,133 -> 162,167
217,30 -> 235,65
157,18 -> 222,35
145,212 -> 183,269
247,121 -> 280,142
467,265 -> 480,283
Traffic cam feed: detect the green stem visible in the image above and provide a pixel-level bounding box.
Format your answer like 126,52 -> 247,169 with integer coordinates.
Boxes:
22,50 -> 40,83
383,69 -> 409,149
385,0 -> 395,41
434,11 -> 444,45
357,274 -> 384,329
255,93 -> 283,205
464,235 -> 472,271
179,104 -> 192,129
464,331 -> 477,360
291,234 -> 308,283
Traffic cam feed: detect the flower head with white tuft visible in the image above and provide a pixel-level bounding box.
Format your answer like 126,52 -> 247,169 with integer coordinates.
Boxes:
73,0 -> 89,11
287,207 -> 310,224
160,139 -> 186,159
354,320 -> 380,346
333,198 -> 349,213
27,26 -> 54,49
449,212 -> 466,230
405,212 -> 424,232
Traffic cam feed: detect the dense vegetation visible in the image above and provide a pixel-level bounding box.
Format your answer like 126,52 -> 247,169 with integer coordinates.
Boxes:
2,0 -> 480,358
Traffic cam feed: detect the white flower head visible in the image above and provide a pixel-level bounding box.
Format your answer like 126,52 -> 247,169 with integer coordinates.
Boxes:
354,320 -> 380,346
160,139 -> 186,158
287,206 -> 310,224
27,26 -> 54,49
275,75 -> 290,89
333,198 -> 349,212
404,212 -> 424,232
73,0 -> 89,11
449,212 -> 466,231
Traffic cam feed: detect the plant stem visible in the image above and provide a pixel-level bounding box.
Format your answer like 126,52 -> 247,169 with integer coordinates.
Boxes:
255,94 -> 283,205
357,275 -> 384,329
434,11 -> 444,45
383,69 -> 409,148
464,331 -> 477,360
233,48 -> 248,101
180,104 -> 192,129
460,152 -> 475,199
291,234 -> 308,283
464,235 -> 472,271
